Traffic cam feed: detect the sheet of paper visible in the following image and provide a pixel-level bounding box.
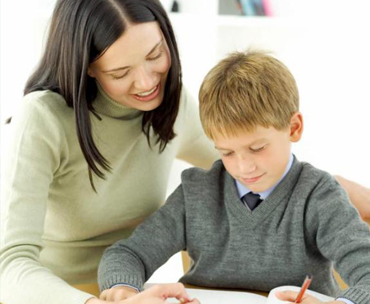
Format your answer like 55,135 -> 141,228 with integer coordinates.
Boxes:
185,288 -> 267,304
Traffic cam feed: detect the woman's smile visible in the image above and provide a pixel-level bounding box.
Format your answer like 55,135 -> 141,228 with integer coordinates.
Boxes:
132,83 -> 160,101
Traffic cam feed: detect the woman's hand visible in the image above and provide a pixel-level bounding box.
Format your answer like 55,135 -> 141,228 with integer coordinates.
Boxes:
87,283 -> 199,304
100,285 -> 138,301
120,283 -> 199,304
275,290 -> 346,304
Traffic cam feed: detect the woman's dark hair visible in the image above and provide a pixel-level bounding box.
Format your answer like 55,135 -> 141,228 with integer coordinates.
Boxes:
24,0 -> 182,191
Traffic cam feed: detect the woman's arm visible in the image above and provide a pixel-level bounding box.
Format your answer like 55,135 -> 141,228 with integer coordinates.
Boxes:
335,175 -> 370,220
0,94 -> 93,304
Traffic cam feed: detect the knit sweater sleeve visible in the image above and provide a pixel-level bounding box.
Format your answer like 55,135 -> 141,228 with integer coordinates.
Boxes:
305,175 -> 370,304
0,92 -> 94,304
174,87 -> 219,169
98,185 -> 187,292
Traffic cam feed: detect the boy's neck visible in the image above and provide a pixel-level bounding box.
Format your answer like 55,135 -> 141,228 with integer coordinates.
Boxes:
235,153 -> 294,200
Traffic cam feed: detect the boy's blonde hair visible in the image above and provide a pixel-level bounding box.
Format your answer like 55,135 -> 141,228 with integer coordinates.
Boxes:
199,51 -> 299,139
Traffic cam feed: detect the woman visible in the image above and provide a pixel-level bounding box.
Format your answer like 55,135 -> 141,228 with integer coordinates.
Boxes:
1,0 -> 211,303
0,0 -> 368,304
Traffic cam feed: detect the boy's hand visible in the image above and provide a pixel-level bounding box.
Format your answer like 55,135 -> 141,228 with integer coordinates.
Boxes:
275,290 -> 346,304
99,285 -> 138,301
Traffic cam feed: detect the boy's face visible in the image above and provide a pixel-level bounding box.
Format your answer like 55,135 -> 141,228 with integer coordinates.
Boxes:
213,113 -> 303,193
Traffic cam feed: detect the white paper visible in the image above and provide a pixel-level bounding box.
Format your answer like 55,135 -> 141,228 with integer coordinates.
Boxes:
185,288 -> 267,304
144,283 -> 334,304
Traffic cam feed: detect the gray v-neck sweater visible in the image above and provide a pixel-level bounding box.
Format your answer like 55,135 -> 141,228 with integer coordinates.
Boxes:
98,158 -> 370,304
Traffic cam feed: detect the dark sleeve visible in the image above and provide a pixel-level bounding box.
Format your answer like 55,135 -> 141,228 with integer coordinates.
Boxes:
306,177 -> 370,303
98,185 -> 187,292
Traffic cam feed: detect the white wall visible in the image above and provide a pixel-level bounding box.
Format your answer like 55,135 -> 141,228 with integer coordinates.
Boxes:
170,4 -> 370,187
1,0 -> 370,285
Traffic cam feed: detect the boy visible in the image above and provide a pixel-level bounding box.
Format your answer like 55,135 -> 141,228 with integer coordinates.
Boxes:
98,51 -> 370,304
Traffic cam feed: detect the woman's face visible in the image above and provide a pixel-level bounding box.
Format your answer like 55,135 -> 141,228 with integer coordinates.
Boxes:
88,22 -> 171,111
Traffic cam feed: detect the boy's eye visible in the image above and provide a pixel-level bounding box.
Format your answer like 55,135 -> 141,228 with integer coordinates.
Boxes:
250,145 -> 266,153
222,151 -> 234,157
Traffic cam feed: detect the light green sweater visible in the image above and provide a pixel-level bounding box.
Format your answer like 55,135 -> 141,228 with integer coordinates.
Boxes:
0,86 -> 218,304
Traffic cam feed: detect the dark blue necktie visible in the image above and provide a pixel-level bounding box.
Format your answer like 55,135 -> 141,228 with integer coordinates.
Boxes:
242,192 -> 263,211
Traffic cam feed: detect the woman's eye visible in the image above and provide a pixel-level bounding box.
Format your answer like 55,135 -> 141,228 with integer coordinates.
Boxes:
148,51 -> 163,61
111,71 -> 129,80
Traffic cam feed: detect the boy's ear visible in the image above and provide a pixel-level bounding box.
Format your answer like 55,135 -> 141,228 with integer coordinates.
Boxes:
289,112 -> 303,142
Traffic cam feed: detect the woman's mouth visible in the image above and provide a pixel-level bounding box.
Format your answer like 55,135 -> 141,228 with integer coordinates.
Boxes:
132,84 -> 160,101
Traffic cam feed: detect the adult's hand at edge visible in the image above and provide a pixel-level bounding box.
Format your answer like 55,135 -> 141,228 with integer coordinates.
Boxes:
86,283 -> 199,304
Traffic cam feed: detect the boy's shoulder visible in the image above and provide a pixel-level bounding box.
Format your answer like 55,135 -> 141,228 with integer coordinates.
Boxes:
291,158 -> 346,204
297,160 -> 338,189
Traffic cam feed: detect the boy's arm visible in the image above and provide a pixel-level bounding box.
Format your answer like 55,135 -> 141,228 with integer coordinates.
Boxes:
306,177 -> 370,304
98,185 -> 187,293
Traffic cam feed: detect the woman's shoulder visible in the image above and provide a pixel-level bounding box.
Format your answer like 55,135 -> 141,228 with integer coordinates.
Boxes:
175,86 -> 199,125
18,90 -> 74,126
22,90 -> 70,114
11,90 -> 74,136
178,86 -> 196,107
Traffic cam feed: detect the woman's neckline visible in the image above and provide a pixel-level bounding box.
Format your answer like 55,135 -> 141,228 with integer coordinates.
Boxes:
93,82 -> 142,120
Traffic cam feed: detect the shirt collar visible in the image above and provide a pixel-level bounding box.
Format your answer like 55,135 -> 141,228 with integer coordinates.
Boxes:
235,153 -> 294,200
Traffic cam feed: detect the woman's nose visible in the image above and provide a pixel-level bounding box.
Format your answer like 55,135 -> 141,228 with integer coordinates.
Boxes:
134,66 -> 157,91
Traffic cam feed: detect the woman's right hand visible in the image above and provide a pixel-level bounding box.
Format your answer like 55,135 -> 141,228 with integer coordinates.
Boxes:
121,283 -> 199,304
86,283 -> 199,303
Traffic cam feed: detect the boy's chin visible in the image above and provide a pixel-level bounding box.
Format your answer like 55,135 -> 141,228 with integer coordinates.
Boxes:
247,186 -> 268,193
239,180 -> 272,193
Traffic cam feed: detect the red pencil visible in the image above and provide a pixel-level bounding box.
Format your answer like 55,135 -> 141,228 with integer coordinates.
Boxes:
294,274 -> 313,303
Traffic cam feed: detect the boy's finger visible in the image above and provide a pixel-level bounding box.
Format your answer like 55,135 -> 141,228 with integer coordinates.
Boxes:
275,290 -> 299,301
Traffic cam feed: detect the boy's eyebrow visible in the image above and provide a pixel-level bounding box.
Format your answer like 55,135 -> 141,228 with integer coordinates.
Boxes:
103,39 -> 164,73
214,146 -> 231,151
215,139 -> 268,151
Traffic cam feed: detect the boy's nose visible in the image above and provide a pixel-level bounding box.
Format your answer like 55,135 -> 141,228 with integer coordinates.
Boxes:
238,158 -> 257,175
